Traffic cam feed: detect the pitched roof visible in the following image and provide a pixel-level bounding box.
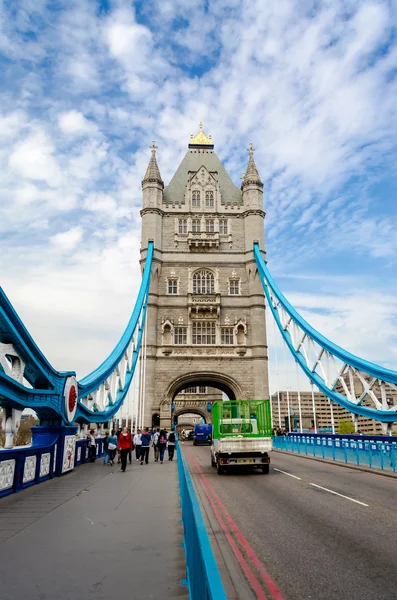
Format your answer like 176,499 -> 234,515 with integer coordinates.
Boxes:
163,149 -> 242,205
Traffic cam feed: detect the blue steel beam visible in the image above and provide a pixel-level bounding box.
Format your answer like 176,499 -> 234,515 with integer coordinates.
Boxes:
0,242 -> 154,424
254,243 -> 397,422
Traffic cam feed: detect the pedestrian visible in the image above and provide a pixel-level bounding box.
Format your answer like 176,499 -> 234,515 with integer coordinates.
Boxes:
128,427 -> 133,464
140,427 -> 151,465
118,427 -> 132,472
134,429 -> 142,461
158,429 -> 167,464
167,430 -> 176,461
116,428 -> 122,462
87,429 -> 96,462
153,428 -> 160,462
107,430 -> 118,465
103,430 -> 110,465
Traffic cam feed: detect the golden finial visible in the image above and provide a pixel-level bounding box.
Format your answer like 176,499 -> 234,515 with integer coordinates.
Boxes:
190,123 -> 213,145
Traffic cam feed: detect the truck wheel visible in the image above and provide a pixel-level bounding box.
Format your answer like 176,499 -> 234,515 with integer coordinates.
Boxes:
261,464 -> 270,474
211,456 -> 216,468
217,460 -> 225,475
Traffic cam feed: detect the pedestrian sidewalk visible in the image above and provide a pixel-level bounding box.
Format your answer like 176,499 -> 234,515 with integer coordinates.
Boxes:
0,456 -> 188,600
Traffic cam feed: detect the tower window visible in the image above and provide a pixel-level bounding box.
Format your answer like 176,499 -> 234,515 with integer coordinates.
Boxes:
206,219 -> 215,233
178,219 -> 187,234
229,280 -> 240,295
168,279 -> 178,294
221,327 -> 234,345
192,270 -> 214,294
219,219 -> 228,234
192,219 -> 201,233
192,190 -> 201,207
174,327 -> 187,345
192,321 -> 216,345
205,190 -> 214,207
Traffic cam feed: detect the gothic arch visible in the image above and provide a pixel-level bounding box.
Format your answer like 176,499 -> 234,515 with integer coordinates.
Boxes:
173,407 -> 209,423
162,371 -> 244,405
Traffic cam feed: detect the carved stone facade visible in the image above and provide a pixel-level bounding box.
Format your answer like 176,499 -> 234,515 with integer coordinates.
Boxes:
140,128 -> 269,428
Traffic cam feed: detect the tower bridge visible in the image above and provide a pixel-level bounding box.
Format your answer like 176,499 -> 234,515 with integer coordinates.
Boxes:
1,125 -> 397,600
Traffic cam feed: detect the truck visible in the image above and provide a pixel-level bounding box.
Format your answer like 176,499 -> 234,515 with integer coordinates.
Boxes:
210,400 -> 272,474
193,423 -> 212,445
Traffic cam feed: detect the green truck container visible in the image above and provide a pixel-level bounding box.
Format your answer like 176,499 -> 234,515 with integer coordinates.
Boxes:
210,400 -> 273,474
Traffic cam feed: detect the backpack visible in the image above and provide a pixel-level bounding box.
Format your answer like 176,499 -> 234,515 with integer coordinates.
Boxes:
159,435 -> 166,445
168,432 -> 175,443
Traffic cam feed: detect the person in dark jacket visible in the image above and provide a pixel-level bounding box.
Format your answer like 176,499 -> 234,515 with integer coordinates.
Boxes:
158,429 -> 167,464
167,430 -> 176,461
140,427 -> 151,465
118,427 -> 132,472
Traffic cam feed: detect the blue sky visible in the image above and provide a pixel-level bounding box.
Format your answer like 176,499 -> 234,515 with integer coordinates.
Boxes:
0,0 -> 396,389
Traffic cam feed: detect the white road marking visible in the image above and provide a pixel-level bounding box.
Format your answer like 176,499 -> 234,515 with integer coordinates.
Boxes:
309,483 -> 369,507
274,468 -> 302,480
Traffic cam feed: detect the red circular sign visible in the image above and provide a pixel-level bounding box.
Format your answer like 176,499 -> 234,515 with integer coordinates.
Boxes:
68,385 -> 77,413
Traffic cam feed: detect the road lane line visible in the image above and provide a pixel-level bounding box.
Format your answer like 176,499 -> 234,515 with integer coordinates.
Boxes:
186,450 -> 285,600
185,453 -> 269,600
309,483 -> 369,507
274,468 -> 302,480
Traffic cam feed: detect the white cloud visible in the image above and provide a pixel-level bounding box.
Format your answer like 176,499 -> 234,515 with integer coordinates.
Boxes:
51,226 -> 84,252
58,110 -> 98,136
8,130 -> 63,187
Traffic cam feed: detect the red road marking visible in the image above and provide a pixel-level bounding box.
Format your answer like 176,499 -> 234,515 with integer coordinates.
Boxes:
185,449 -> 286,600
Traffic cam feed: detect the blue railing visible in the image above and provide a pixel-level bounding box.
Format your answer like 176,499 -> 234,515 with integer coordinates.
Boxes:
177,443 -> 227,600
273,434 -> 397,472
0,430 -> 104,498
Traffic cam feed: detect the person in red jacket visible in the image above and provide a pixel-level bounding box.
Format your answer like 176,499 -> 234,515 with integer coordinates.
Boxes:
118,427 -> 132,472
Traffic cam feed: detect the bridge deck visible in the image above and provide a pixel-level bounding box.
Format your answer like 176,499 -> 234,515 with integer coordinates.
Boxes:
0,456 -> 187,600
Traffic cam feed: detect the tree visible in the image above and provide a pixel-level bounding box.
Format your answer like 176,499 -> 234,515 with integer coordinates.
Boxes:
337,420 -> 355,434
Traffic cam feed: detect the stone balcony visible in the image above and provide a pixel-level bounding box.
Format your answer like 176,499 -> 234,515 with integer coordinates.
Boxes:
187,231 -> 219,250
188,293 -> 221,319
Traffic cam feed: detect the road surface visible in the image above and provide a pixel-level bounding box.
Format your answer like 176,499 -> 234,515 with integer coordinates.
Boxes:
183,443 -> 397,600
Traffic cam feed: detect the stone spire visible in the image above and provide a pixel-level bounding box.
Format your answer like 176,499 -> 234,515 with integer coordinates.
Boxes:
142,141 -> 164,188
242,142 -> 263,189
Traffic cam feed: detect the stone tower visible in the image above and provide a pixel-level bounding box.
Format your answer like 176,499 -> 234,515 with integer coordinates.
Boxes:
140,127 -> 269,428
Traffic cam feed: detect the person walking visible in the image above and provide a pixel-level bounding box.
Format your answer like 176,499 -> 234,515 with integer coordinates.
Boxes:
134,429 -> 142,461
107,430 -> 118,465
118,427 -> 132,472
158,429 -> 167,464
152,428 -> 160,462
167,430 -> 176,461
140,427 -> 151,465
87,429 -> 96,462
103,430 -> 110,465
127,428 -> 133,464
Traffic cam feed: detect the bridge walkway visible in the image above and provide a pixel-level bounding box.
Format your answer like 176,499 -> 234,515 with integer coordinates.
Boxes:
0,456 -> 187,600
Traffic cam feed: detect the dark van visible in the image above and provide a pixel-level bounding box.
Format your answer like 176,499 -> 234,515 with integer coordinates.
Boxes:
193,424 -> 212,446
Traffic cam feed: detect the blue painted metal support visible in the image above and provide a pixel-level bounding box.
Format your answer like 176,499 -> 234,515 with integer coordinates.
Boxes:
0,242 -> 154,425
254,243 -> 397,423
177,440 -> 227,600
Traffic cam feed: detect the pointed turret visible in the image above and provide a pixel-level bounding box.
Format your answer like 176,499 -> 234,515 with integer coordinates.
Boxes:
141,141 -> 164,249
142,141 -> 164,188
242,142 -> 263,189
241,142 -> 265,251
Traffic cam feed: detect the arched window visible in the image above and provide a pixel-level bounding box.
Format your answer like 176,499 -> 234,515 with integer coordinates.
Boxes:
192,270 -> 214,294
205,190 -> 214,207
192,190 -> 200,207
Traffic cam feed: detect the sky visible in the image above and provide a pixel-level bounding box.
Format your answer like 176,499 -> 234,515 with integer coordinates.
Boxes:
0,0 -> 396,394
